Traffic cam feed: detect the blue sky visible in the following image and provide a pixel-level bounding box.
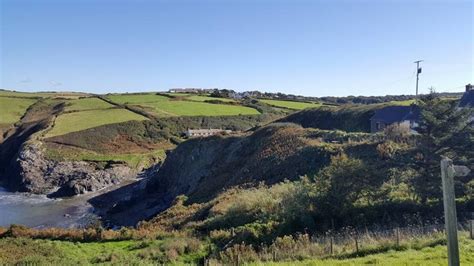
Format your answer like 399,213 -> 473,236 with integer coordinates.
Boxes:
0,0 -> 472,97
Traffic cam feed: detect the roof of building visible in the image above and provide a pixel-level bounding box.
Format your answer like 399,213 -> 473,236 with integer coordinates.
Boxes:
459,90 -> 474,108
370,105 -> 421,124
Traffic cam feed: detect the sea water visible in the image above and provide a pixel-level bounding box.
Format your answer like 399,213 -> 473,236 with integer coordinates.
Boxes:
0,186 -> 97,228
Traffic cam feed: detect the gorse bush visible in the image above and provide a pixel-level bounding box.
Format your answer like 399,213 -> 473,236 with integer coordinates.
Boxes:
202,180 -> 318,243
383,123 -> 412,143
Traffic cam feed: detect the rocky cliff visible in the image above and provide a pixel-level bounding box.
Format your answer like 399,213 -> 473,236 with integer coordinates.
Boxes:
7,142 -> 136,197
0,100 -> 138,198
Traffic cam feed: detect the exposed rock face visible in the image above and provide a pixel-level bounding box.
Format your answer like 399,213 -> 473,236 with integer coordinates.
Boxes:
0,100 -> 138,198
7,142 -> 136,198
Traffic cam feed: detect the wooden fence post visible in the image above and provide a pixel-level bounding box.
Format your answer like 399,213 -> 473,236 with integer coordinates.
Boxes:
470,220 -> 474,240
330,236 -> 334,255
395,228 -> 400,247
440,158 -> 469,266
354,236 -> 359,253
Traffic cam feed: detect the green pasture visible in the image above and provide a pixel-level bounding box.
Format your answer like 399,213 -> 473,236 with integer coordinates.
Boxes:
186,95 -> 236,102
387,99 -> 416,106
0,97 -> 37,124
0,90 -> 88,99
0,237 -> 206,265
259,99 -> 321,110
1,233 -> 472,265
46,147 -> 167,169
165,92 -> 193,97
46,109 -> 147,137
136,100 -> 259,117
106,93 -> 257,117
65,97 -> 114,112
106,94 -> 170,104
251,234 -> 474,265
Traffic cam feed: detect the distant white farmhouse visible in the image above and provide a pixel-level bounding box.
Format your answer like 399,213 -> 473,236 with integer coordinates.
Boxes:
185,129 -> 232,138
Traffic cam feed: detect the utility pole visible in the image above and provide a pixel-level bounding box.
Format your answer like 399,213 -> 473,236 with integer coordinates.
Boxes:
414,60 -> 423,97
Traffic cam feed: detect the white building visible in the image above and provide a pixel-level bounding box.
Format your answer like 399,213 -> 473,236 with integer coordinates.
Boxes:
185,129 -> 232,138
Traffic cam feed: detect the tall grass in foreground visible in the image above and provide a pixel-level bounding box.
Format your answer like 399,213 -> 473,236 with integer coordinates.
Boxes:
1,223 -> 472,265
210,223 -> 472,265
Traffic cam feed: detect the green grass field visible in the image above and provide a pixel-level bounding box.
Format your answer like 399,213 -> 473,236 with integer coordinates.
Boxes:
0,90 -> 89,99
107,93 -> 258,117
388,99 -> 416,106
257,236 -> 474,265
165,92 -> 193,97
42,93 -> 258,137
186,95 -> 236,102
107,94 -> 170,104
137,100 -> 259,117
0,97 -> 37,124
0,237 -> 206,265
46,147 -> 167,169
46,109 -> 148,137
1,234 -> 472,265
65,97 -> 114,112
259,99 -> 321,110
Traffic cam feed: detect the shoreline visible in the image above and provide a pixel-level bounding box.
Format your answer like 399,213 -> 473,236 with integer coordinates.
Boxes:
0,177 -> 142,229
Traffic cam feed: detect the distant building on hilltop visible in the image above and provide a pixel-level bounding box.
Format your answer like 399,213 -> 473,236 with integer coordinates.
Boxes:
370,105 -> 421,133
459,84 -> 474,108
169,88 -> 215,94
185,129 -> 232,138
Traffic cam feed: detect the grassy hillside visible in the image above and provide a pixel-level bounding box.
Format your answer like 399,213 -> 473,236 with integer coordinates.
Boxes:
186,95 -> 236,102
0,228 -> 471,265
278,104 -> 387,132
0,237 -> 207,265
1,91 -> 264,141
255,235 -> 474,266
45,109 -> 148,137
103,123 -> 386,225
45,145 -> 167,169
1,91 -> 472,265
106,93 -> 259,117
162,92 -> 236,103
0,97 -> 37,125
259,99 -> 322,110
388,99 -> 416,106
0,90 -> 89,99
42,109 -> 280,169
64,97 -> 115,112
107,93 -> 170,104
133,100 -> 259,117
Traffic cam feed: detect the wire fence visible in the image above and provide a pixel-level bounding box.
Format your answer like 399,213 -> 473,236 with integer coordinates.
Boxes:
209,219 -> 474,265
